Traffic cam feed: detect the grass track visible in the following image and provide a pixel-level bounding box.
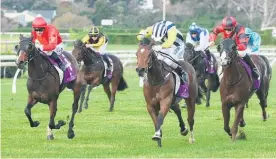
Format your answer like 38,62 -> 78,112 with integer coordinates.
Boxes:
1,68 -> 276,158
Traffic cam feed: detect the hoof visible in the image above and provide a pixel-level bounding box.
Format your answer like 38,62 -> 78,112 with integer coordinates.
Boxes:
189,137 -> 195,144
236,131 -> 246,140
206,103 -> 210,107
68,131 -> 75,139
84,104 -> 88,109
152,135 -> 161,141
181,104 -> 187,108
58,120 -> 66,127
31,121 -> 40,127
109,107 -> 114,112
78,109 -> 82,113
47,134 -> 54,140
239,121 -> 246,127
181,128 -> 188,136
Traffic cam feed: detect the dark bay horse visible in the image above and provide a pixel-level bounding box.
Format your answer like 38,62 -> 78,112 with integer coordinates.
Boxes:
15,35 -> 82,140
218,38 -> 272,141
72,40 -> 128,112
136,39 -> 200,147
184,43 -> 220,107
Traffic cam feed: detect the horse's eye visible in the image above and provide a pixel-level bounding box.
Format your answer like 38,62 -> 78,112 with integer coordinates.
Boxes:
27,44 -> 33,51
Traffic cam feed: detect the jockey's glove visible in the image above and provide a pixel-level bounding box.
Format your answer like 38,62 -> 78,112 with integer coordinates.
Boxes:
152,45 -> 162,52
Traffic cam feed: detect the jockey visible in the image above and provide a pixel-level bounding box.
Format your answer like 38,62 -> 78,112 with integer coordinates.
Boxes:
82,26 -> 111,70
31,15 -> 66,71
245,27 -> 261,54
209,16 -> 260,79
186,22 -> 212,61
137,20 -> 188,86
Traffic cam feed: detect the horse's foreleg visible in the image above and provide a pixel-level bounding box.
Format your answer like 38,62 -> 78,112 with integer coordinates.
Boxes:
170,103 -> 188,136
68,83 -> 81,139
24,95 -> 39,127
48,100 -> 66,129
47,100 -> 66,140
78,85 -> 87,113
222,103 -> 231,137
186,98 -> 195,143
232,104 -> 244,141
84,85 -> 93,109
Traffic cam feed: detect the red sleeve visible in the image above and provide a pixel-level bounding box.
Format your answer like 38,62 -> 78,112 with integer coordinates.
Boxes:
43,26 -> 58,51
209,25 -> 224,41
236,27 -> 247,51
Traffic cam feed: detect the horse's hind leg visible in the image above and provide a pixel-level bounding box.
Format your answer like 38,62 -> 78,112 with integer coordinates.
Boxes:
84,85 -> 93,109
47,100 -> 66,140
107,77 -> 120,112
103,83 -> 113,111
68,83 -> 81,139
256,89 -> 268,121
170,103 -> 188,136
185,99 -> 195,143
206,88 -> 211,107
24,96 -> 39,127
78,85 -> 87,113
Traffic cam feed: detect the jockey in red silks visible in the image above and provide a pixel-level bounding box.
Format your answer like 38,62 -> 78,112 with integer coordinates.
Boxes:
31,15 -> 66,71
209,16 -> 260,79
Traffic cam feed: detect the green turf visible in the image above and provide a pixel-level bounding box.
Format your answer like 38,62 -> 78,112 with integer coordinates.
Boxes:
1,68 -> 276,158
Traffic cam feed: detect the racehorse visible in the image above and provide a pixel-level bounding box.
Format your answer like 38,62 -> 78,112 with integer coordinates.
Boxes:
218,38 -> 272,141
136,38 -> 200,147
72,40 -> 128,112
15,34 -> 82,140
184,42 -> 220,107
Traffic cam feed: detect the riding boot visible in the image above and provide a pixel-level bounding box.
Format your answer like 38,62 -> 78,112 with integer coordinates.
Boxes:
175,66 -> 188,84
243,54 -> 260,79
102,54 -> 111,69
50,51 -> 66,71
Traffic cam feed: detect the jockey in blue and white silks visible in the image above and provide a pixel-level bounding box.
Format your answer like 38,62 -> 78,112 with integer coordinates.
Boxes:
245,27 -> 261,54
186,22 -> 212,61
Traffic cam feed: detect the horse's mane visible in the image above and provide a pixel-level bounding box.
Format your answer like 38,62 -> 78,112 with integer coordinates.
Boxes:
185,42 -> 194,49
140,38 -> 151,46
74,39 -> 84,48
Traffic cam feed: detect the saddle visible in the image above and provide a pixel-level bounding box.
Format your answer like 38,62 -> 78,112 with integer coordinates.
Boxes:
42,52 -> 77,84
239,59 -> 260,89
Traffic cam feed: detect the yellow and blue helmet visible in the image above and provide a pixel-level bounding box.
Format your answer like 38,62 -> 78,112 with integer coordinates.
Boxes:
89,26 -> 100,37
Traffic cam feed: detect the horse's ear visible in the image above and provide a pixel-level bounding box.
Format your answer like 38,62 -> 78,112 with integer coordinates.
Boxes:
217,44 -> 222,52
29,35 -> 34,41
19,34 -> 23,40
14,45 -> 19,54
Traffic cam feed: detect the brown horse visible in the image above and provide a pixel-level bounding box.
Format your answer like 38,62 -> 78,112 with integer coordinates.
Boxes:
136,39 -> 200,147
72,40 -> 128,112
15,35 -> 82,140
218,38 -> 272,141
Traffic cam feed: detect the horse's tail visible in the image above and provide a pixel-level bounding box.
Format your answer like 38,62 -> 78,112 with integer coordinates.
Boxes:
260,55 -> 272,80
117,76 -> 128,91
210,73 -> 220,92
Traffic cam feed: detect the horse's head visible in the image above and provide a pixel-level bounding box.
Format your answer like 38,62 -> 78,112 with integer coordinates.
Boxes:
218,38 -> 238,68
72,39 -> 100,65
72,40 -> 86,62
135,38 -> 154,77
15,34 -> 37,69
184,42 -> 196,62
